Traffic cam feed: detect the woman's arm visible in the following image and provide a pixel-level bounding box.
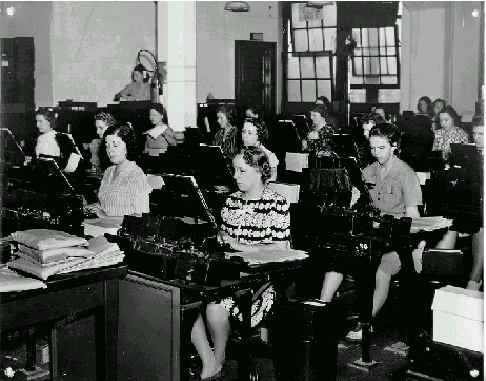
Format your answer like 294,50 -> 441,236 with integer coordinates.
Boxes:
165,128 -> 179,146
220,232 -> 289,252
405,206 -> 420,218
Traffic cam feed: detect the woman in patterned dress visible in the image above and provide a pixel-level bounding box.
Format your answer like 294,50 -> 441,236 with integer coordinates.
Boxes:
190,146 -> 290,380
432,105 -> 470,161
212,106 -> 240,161
302,104 -> 334,160
85,122 -> 151,218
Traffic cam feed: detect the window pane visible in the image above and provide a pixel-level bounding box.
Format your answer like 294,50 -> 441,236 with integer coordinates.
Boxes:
308,19 -> 322,28
363,57 -> 370,75
354,47 -> 362,56
324,28 -> 336,52
349,89 -> 366,103
381,57 -> 388,75
317,80 -> 332,101
302,80 -> 317,102
362,47 -> 369,56
361,28 -> 368,48
381,76 -> 398,84
353,57 -> 363,75
332,56 -> 337,87
365,76 -> 380,84
287,53 -> 300,79
387,57 -> 397,75
387,47 -> 396,55
323,3 -> 337,27
287,80 -> 301,102
379,89 -> 400,103
316,55 -> 330,78
350,75 -> 364,84
368,28 -> 379,47
294,30 -> 309,52
369,47 -> 379,56
300,56 -> 315,78
291,3 -> 307,29
370,57 -> 380,75
308,28 -> 324,51
379,28 -> 386,47
385,27 -> 395,46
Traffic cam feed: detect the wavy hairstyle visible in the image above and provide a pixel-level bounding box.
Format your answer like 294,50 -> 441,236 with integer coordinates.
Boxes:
244,117 -> 269,145
36,108 -> 57,130
438,105 -> 459,125
417,96 -> 433,115
94,112 -> 117,128
310,104 -> 329,119
103,122 -> 139,161
238,146 -> 272,184
217,106 -> 238,127
369,122 -> 401,149
360,112 -> 386,126
148,103 -> 168,125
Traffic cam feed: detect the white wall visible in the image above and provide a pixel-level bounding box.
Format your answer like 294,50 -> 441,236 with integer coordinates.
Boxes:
400,6 -> 445,112
196,1 -> 282,110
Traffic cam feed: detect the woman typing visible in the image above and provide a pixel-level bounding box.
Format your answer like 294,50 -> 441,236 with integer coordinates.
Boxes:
85,122 -> 151,218
114,64 -> 150,102
191,146 -> 290,380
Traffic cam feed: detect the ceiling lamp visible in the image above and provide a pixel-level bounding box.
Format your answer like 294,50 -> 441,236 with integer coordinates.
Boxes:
306,1 -> 334,9
225,1 -> 250,12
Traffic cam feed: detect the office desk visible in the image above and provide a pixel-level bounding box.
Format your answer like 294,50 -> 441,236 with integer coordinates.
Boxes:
117,260 -> 305,381
0,264 -> 128,381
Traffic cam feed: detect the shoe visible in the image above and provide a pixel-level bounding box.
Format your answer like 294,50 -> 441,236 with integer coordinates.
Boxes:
346,322 -> 373,343
200,369 -> 224,381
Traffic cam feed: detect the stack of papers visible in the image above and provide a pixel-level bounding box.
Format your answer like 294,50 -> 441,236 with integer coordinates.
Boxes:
225,248 -> 308,266
0,265 -> 46,292
83,217 -> 124,237
410,217 -> 454,234
7,231 -> 124,280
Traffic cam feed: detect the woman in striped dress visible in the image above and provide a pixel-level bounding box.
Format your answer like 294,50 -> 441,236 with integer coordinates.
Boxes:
85,122 -> 151,218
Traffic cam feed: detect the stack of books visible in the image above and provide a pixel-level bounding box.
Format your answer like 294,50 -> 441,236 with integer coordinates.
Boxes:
7,229 -> 124,280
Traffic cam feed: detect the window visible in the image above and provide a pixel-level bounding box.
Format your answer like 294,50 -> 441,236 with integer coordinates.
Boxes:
285,3 -> 337,102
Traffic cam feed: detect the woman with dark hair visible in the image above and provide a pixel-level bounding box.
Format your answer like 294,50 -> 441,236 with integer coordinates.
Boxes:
35,107 -> 83,173
143,103 -> 178,156
360,112 -> 387,139
320,123 -> 423,342
241,117 -> 278,181
212,106 -> 240,160
85,122 -> 151,218
315,96 -> 339,132
432,105 -> 469,160
191,146 -> 290,380
84,112 -> 116,172
245,104 -> 263,119
431,98 -> 446,132
417,96 -> 433,117
302,104 -> 334,160
114,63 -> 151,102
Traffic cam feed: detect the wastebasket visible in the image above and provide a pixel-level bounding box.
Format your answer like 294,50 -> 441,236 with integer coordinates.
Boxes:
273,297 -> 346,381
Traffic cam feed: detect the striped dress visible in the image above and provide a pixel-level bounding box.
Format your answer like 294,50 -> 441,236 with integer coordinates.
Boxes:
98,161 -> 151,216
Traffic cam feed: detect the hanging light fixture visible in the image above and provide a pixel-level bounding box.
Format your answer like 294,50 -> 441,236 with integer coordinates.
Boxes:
225,1 -> 250,12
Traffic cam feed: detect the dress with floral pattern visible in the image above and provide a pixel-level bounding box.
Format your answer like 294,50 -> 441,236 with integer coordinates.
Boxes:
432,126 -> 469,160
306,125 -> 334,153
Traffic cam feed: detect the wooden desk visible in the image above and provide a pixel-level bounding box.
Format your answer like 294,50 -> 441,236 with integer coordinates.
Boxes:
0,264 -> 128,381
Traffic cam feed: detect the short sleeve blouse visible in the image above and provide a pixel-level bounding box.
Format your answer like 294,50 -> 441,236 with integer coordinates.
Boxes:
220,188 -> 290,245
432,127 -> 470,159
362,157 -> 422,218
98,161 -> 152,216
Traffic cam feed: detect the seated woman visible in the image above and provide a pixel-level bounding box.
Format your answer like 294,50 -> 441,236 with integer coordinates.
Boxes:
315,96 -> 339,132
245,104 -> 263,119
212,106 -> 240,160
302,104 -> 334,163
85,122 -> 152,219
143,103 -> 178,156
320,123 -> 423,341
241,118 -> 278,182
432,105 -> 469,161
114,64 -> 150,102
35,107 -> 83,173
84,112 -> 116,173
417,96 -> 433,117
191,146 -> 290,380
361,112 -> 386,140
431,98 -> 446,132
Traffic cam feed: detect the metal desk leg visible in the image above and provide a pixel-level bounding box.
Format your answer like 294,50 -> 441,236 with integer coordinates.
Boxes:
236,289 -> 254,381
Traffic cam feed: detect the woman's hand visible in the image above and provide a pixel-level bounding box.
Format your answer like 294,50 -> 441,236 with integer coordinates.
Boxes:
217,231 -> 258,252
84,203 -> 106,218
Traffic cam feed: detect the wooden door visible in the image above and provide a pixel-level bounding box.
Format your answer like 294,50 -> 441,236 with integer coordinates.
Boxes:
235,40 -> 276,118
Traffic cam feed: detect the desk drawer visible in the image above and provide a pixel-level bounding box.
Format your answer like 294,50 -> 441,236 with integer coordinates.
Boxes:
1,282 -> 104,330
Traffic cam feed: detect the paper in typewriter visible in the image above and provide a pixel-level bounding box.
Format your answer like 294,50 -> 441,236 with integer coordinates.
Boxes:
410,217 -> 453,233
225,248 -> 308,265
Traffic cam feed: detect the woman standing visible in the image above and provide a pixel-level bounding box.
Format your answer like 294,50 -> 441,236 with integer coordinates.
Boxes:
190,147 -> 290,380
432,105 -> 469,161
241,118 -> 278,181
85,122 -> 151,218
212,106 -> 240,160
143,103 -> 178,156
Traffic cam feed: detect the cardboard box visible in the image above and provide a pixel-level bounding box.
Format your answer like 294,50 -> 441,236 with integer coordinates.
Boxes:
431,285 -> 484,352
268,182 -> 300,204
285,152 -> 308,172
